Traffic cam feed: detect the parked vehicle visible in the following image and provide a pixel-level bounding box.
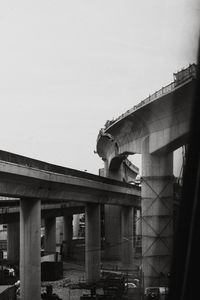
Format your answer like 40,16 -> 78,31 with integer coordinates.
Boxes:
144,287 -> 168,300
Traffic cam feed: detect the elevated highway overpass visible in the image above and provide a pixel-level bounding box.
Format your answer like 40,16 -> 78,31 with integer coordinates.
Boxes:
96,64 -> 197,288
0,150 -> 140,206
97,64 -> 196,160
0,150 -> 140,300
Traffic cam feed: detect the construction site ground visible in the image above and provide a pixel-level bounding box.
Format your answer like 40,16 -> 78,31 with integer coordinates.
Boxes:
41,261 -> 86,300
41,260 -> 142,300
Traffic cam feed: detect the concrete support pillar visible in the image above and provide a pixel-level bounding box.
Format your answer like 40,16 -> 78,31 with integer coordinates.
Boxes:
20,198 -> 41,300
85,203 -> 101,283
73,214 -> 80,238
104,162 -> 123,260
56,216 -> 64,245
44,217 -> 56,254
63,214 -> 73,259
136,209 -> 142,237
7,222 -> 20,263
121,206 -> 134,269
141,137 -> 174,288
104,205 -> 121,260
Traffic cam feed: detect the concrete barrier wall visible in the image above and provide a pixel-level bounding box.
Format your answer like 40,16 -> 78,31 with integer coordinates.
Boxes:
0,285 -> 16,300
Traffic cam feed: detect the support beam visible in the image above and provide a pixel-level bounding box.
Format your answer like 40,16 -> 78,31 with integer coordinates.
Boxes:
20,198 -> 41,300
85,203 -> 101,283
121,206 -> 134,269
7,222 -> 20,263
63,214 -> 73,259
141,136 -> 174,288
44,217 -> 56,254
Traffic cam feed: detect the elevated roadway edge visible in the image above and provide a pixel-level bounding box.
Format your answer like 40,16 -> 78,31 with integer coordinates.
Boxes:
0,151 -> 140,208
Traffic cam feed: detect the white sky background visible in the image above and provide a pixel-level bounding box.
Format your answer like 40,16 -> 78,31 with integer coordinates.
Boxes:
0,0 -> 199,175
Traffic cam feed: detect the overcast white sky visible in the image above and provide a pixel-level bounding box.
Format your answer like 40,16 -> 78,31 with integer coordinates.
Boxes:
0,0 -> 199,175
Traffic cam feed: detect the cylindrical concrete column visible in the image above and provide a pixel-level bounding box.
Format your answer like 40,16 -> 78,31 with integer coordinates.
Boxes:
7,222 -> 20,263
20,198 -> 41,300
44,217 -> 56,254
73,214 -> 80,238
104,205 -> 121,259
63,214 -> 73,259
85,203 -> 101,283
104,162 -> 123,260
121,206 -> 134,269
56,216 -> 64,245
141,136 -> 174,288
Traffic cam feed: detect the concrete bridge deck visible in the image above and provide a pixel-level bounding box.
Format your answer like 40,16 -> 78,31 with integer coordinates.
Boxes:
0,150 -> 140,207
97,77 -> 196,162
